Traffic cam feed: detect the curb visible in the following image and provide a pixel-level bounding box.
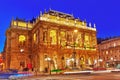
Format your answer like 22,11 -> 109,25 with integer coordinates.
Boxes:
63,70 -> 120,75
64,71 -> 92,75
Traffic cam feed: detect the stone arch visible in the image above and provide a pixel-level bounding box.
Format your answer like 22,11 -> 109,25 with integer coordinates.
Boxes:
52,51 -> 58,69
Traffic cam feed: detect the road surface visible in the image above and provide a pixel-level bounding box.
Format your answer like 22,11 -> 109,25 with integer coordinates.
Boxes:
17,72 -> 120,80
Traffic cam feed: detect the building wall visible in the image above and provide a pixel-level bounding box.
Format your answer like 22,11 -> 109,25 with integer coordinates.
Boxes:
98,37 -> 120,67
31,21 -> 98,71
5,25 -> 32,69
4,10 -> 98,72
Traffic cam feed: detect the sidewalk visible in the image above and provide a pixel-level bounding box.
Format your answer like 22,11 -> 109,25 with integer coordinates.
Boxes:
30,69 -> 120,76
63,69 -> 120,74
9,69 -> 119,80
8,69 -> 120,80
15,70 -> 120,80
64,70 -> 92,74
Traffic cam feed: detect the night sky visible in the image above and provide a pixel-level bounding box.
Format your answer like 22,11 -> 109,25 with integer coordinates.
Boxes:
0,0 -> 120,52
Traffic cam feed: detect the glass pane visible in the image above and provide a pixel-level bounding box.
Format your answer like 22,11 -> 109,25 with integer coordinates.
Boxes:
50,30 -> 56,44
19,35 -> 26,42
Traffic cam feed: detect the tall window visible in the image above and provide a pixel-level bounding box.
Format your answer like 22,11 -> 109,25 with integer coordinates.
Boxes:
91,34 -> 96,48
33,33 -> 36,42
60,31 -> 66,39
50,30 -> 56,44
76,33 -> 82,47
60,31 -> 66,46
43,31 -> 47,43
33,30 -> 39,44
84,34 -> 90,49
67,32 -> 72,43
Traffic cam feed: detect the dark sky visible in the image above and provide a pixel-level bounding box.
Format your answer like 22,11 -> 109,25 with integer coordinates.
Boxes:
0,0 -> 120,52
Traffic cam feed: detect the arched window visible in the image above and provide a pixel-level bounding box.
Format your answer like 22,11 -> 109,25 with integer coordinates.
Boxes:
19,35 -> 26,43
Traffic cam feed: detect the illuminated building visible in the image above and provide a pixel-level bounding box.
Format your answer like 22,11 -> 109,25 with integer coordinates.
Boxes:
98,37 -> 120,67
4,10 -> 98,72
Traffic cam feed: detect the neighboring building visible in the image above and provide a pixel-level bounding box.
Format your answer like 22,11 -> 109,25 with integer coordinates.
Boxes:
4,10 -> 98,72
0,53 -> 5,71
98,37 -> 120,68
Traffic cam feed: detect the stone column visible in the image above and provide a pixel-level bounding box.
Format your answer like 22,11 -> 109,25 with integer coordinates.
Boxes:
39,51 -> 45,72
39,27 -> 43,44
81,32 -> 85,48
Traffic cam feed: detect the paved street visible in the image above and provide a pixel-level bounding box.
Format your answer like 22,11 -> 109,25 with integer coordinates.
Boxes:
17,72 -> 120,80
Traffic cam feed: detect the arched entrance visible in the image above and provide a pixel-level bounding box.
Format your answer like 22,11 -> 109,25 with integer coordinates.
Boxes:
79,56 -> 85,70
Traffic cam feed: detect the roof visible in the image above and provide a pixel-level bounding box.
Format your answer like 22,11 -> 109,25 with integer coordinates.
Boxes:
15,17 -> 26,22
46,10 -> 75,20
101,36 -> 120,44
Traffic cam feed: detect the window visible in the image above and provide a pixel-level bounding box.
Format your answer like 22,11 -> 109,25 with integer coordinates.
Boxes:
106,51 -> 108,54
43,31 -> 47,43
60,31 -> 65,38
67,32 -> 72,42
18,22 -> 26,28
110,50 -> 112,53
50,30 -> 56,44
20,61 -> 25,67
60,31 -> 66,46
84,34 -> 90,49
114,43 -> 116,47
33,30 -> 39,44
107,57 -> 108,59
75,33 -> 82,47
19,35 -> 26,42
33,33 -> 36,42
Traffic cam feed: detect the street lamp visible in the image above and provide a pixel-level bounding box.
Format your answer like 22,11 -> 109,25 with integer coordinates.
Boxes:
111,57 -> 113,61
45,56 -> 51,75
98,55 -> 103,67
20,49 -> 24,53
19,48 -> 24,70
98,59 -> 103,62
74,30 -> 78,33
110,57 -> 114,68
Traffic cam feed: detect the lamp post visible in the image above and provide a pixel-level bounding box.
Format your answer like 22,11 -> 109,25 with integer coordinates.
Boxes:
45,56 -> 51,75
98,58 -> 103,67
110,57 -> 114,68
19,48 -> 24,71
98,52 -> 103,67
20,49 -> 24,53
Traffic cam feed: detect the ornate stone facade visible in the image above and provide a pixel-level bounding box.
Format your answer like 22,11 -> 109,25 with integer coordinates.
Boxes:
98,37 -> 120,67
4,10 -> 98,72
